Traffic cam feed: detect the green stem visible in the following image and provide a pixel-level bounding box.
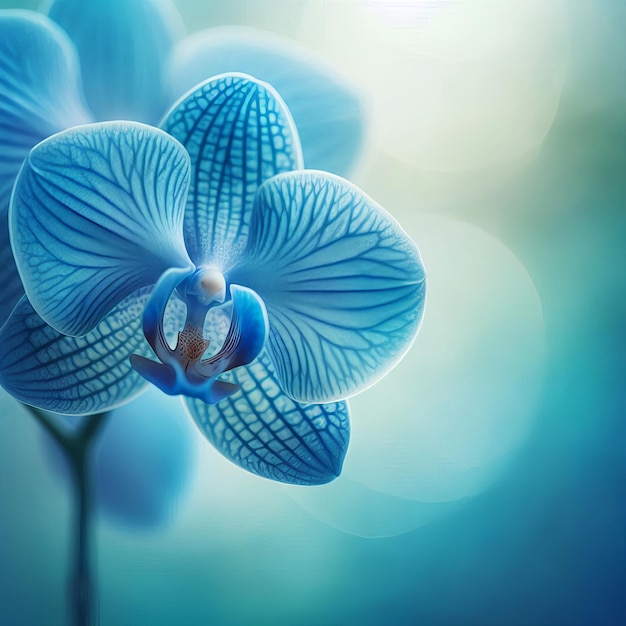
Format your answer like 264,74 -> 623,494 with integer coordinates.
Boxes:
25,405 -> 109,626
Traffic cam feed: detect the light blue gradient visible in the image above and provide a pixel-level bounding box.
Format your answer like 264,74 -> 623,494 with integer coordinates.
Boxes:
0,0 -> 623,625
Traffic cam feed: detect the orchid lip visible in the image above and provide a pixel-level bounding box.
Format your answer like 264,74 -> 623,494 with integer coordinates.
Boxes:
131,267 -> 268,405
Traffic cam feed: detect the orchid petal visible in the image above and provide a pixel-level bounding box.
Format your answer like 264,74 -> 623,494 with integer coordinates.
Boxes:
0,222 -> 22,326
185,351 -> 350,486
46,0 -> 184,123
230,171 -> 426,404
0,292 -> 152,415
160,73 -> 303,270
9,121 -> 193,337
168,26 -> 366,176
0,11 -> 91,297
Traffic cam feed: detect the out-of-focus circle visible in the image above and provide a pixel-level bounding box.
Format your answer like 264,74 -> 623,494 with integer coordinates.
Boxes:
298,0 -> 567,171
343,214 -> 546,502
170,432 -> 459,539
282,477 -> 461,538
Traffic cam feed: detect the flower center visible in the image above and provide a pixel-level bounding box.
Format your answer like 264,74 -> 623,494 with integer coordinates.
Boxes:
130,266 -> 268,405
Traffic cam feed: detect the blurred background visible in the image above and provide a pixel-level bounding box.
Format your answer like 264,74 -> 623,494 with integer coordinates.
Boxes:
0,1 -> 624,624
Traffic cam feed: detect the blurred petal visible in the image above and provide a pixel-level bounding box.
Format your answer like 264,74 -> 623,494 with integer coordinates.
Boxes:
167,26 -> 365,176
0,10 -> 91,204
94,387 -> 198,530
10,122 -> 193,336
39,386 -> 198,530
231,171 -> 425,403
185,352 -> 350,486
0,292 -> 152,415
46,0 -> 184,123
0,10 -> 91,320
160,73 -> 303,270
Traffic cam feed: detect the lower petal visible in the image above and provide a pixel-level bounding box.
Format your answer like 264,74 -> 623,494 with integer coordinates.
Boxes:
0,291 -> 152,415
185,351 -> 350,486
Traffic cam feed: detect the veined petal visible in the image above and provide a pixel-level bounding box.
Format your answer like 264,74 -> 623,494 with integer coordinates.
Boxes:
160,73 -> 303,270
0,219 -> 22,326
168,26 -> 366,177
230,170 -> 426,404
0,292 -> 152,415
0,10 -> 91,224
185,351 -> 350,486
10,122 -> 193,337
46,0 -> 184,123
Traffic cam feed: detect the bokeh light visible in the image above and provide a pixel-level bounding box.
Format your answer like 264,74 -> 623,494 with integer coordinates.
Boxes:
345,214 -> 545,502
299,0 -> 568,171
287,214 -> 545,536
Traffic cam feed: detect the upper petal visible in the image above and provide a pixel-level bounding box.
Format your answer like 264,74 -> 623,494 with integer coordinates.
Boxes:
160,73 -> 303,270
0,291 -> 152,415
230,170 -> 426,404
46,0 -> 184,123
185,351 -> 350,486
9,122 -> 193,337
167,26 -> 366,177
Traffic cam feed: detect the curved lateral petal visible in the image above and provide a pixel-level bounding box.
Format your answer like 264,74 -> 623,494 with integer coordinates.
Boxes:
0,10 -> 91,218
160,73 -> 303,270
230,170 -> 426,404
185,352 -> 350,486
46,0 -> 184,124
168,26 -> 366,177
0,292 -> 153,415
10,121 -> 193,337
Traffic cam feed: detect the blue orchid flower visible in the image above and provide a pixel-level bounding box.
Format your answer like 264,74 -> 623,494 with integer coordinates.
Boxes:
0,3 -> 365,326
0,73 -> 425,485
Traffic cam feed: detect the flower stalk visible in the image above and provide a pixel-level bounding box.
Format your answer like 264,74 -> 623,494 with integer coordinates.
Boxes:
25,406 -> 108,626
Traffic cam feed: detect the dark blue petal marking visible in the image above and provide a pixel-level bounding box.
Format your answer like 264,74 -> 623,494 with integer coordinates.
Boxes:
0,292 -> 152,415
231,170 -> 426,404
168,26 -> 366,176
10,122 -> 193,337
0,11 -> 92,323
46,0 -> 184,123
160,73 -> 303,270
0,222 -> 24,326
185,351 -> 350,485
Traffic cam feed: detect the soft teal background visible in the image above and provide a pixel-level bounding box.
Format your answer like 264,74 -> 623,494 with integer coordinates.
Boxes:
0,1 -> 624,624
